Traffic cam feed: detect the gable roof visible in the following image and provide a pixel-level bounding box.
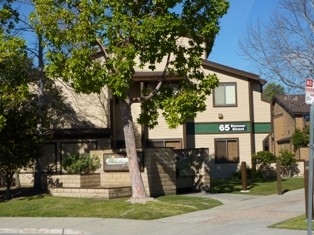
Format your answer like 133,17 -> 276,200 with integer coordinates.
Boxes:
201,60 -> 266,85
133,60 -> 267,84
273,94 -> 310,117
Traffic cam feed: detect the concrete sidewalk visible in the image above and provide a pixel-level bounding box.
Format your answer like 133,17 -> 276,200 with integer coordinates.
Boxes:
0,188 -> 308,235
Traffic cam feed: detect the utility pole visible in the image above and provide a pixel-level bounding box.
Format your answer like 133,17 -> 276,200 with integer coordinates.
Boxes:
305,78 -> 314,235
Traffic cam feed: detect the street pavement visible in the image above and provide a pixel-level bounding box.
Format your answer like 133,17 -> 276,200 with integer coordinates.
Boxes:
0,188 -> 309,235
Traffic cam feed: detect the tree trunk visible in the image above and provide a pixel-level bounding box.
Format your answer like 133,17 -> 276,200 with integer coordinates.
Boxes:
119,97 -> 149,201
34,35 -> 45,191
5,171 -> 13,199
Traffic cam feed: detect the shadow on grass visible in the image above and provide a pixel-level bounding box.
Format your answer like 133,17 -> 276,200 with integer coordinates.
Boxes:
209,178 -> 278,194
0,187 -> 47,202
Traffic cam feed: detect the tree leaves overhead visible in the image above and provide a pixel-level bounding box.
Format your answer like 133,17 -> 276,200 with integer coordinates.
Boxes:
0,31 -> 28,129
0,0 -> 19,33
32,0 -> 228,88
32,0 -> 228,200
0,27 -> 44,197
32,0 -> 228,128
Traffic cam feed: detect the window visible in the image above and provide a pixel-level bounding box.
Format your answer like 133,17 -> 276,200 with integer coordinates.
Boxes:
215,138 -> 239,163
147,139 -> 182,149
214,83 -> 237,106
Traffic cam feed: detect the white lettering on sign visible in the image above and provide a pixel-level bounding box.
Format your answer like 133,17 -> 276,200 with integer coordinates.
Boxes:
219,124 -> 247,132
305,78 -> 314,105
219,124 -> 230,131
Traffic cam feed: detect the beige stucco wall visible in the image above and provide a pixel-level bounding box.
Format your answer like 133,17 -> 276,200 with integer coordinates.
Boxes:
273,103 -> 295,156
254,134 -> 269,152
195,71 -> 250,122
134,37 -> 207,72
186,133 -> 252,178
147,110 -> 184,141
252,84 -> 271,123
252,83 -> 271,153
273,103 -> 296,140
295,117 -> 307,129
54,79 -> 111,128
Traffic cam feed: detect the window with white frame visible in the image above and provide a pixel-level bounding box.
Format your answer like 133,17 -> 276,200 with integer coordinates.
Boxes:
214,83 -> 237,106
215,138 -> 239,163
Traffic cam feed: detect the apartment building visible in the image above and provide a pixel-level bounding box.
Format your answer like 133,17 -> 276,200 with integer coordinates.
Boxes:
271,94 -> 310,160
40,54 -> 271,179
121,61 -> 271,178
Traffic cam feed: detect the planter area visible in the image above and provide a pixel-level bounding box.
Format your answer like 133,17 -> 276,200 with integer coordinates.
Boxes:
49,174 -> 101,188
49,186 -> 132,199
48,173 -> 132,199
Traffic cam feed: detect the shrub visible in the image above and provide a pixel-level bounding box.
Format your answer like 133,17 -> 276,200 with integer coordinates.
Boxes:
62,154 -> 101,174
252,151 -> 276,178
292,127 -> 309,148
277,150 -> 299,177
252,151 -> 276,165
232,167 -> 264,180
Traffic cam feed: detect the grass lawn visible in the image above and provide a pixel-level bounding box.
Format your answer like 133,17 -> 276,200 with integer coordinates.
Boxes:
0,177 -> 304,220
0,189 -> 222,220
210,177 -> 304,195
270,215 -> 308,230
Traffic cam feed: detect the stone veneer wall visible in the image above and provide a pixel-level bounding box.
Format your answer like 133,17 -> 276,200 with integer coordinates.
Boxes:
91,150 -> 132,187
175,148 -> 210,191
91,148 -> 176,197
49,186 -> 132,199
49,174 -> 101,188
142,148 -> 176,197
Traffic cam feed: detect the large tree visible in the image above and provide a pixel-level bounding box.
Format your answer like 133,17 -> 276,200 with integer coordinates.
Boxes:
32,0 -> 229,201
1,0 -> 102,190
239,0 -> 314,93
0,30 -> 44,198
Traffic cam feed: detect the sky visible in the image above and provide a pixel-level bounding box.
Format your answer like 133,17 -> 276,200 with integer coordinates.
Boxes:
209,0 -> 280,75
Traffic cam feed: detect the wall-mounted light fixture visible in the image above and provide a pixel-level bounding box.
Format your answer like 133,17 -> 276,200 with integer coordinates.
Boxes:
218,113 -> 223,119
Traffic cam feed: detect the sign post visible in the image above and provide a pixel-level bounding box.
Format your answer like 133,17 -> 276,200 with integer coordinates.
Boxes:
306,78 -> 314,235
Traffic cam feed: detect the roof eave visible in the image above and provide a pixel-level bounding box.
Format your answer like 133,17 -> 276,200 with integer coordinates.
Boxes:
202,60 -> 266,85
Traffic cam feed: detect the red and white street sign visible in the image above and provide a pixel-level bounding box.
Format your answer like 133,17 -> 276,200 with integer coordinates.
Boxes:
305,78 -> 314,105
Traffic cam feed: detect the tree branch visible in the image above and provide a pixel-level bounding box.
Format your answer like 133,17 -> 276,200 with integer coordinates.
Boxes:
132,53 -> 172,103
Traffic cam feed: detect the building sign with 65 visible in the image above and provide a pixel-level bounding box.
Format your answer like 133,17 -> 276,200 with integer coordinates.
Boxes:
219,123 -> 247,132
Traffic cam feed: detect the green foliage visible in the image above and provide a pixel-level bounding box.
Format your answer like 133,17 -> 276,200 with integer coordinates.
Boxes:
252,151 -> 276,178
0,116 -> 5,130
32,0 -> 229,129
0,31 -> 28,128
0,32 -> 25,63
0,0 -> 19,33
210,177 -> 304,195
232,167 -> 264,180
278,150 -> 296,167
291,127 -> 309,148
32,0 -> 229,198
62,154 -> 101,174
277,150 -> 298,177
0,30 -> 44,198
252,151 -> 276,165
262,82 -> 285,102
